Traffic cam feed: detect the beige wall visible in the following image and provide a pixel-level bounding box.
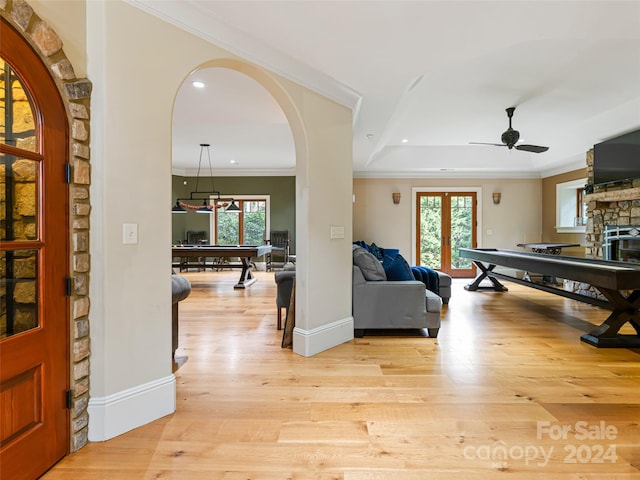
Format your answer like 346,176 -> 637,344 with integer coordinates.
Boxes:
353,177 -> 543,261
541,168 -> 587,255
27,0 -> 353,441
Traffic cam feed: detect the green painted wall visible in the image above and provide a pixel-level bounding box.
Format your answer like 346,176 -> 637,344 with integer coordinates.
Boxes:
171,175 -> 296,253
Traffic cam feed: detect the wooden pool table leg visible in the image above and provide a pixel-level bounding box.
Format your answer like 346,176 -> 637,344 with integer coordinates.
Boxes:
234,256 -> 257,289
464,261 -> 509,292
581,288 -> 640,347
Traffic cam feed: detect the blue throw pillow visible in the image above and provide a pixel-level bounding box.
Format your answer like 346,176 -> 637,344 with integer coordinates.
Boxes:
369,242 -> 384,260
382,248 -> 400,260
382,253 -> 414,281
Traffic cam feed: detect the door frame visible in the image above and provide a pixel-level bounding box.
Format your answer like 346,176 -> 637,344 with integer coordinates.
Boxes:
1,5 -> 93,455
411,187 -> 483,267
210,194 -> 271,244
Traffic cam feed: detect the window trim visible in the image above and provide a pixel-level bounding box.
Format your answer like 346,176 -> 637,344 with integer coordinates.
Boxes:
556,179 -> 587,233
210,194 -> 271,244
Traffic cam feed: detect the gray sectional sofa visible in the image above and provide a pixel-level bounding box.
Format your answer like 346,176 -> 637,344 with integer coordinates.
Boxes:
352,246 -> 445,338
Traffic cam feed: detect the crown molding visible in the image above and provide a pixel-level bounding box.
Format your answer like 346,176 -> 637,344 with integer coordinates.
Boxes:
353,169 -> 544,179
172,167 -> 296,177
126,0 -> 362,114
539,158 -> 588,179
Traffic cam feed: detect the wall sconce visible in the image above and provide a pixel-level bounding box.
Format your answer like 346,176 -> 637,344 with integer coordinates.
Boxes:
492,192 -> 501,205
392,192 -> 401,204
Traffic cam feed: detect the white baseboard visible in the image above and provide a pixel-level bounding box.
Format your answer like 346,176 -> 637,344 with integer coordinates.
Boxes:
292,316 -> 354,357
87,374 -> 176,441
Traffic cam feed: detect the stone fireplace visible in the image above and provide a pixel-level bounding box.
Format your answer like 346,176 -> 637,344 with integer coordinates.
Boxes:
582,149 -> 640,258
602,225 -> 640,263
563,149 -> 640,298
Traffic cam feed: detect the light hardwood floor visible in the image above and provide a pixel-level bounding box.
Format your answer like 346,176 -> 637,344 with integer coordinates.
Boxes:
44,270 -> 640,479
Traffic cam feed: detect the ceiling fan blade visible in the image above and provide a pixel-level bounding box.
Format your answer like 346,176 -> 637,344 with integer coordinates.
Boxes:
469,142 -> 506,147
515,144 -> 549,153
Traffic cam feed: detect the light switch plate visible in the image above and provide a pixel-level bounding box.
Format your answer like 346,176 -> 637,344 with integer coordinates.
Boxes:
123,223 -> 138,244
330,225 -> 345,239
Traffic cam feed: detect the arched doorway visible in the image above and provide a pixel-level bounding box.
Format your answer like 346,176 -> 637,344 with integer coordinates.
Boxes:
171,60 -> 305,348
0,18 -> 70,479
171,66 -> 296,253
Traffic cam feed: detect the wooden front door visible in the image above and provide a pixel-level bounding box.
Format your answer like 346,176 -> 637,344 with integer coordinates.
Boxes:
0,18 -> 70,479
416,191 -> 477,278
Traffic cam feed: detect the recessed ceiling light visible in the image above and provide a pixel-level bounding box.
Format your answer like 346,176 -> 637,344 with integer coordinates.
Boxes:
229,159 -> 238,165
401,138 -> 409,143
192,81 -> 205,88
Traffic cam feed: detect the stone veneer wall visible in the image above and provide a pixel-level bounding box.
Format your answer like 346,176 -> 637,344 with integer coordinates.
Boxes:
584,149 -> 640,258
564,149 -> 640,299
1,0 -> 92,451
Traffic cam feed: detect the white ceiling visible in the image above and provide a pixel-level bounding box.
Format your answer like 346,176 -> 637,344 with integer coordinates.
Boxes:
130,0 -> 640,178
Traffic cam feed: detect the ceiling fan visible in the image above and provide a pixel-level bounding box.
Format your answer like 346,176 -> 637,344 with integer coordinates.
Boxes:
471,107 -> 549,153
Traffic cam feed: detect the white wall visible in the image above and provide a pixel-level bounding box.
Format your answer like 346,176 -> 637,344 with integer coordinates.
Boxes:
353,177 -> 543,259
30,0 -> 353,441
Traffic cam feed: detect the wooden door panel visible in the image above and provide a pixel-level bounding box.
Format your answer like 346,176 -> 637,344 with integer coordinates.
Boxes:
0,366 -> 42,446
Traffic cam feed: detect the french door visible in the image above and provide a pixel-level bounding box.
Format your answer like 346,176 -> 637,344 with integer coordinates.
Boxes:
416,191 -> 477,277
1,19 -> 70,479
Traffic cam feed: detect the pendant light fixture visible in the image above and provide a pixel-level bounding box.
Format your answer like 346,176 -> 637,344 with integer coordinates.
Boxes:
172,144 -> 238,213
225,200 -> 241,212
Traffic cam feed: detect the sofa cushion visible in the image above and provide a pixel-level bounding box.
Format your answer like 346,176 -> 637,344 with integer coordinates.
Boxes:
368,242 -> 384,260
382,253 -> 414,281
437,271 -> 452,287
353,247 -> 386,281
426,290 -> 442,312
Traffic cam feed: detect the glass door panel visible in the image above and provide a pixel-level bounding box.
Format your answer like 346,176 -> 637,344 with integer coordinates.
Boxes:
1,60 -> 37,151
418,194 -> 442,269
242,200 -> 266,245
450,195 -> 474,272
216,209 -> 240,245
1,249 -> 39,338
1,154 -> 40,241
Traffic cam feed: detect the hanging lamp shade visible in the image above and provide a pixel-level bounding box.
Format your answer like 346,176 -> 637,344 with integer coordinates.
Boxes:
196,199 -> 213,214
225,200 -> 241,212
172,200 -> 186,213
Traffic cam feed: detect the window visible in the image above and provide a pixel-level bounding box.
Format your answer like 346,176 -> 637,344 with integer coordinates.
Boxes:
556,179 -> 587,233
212,196 -> 270,245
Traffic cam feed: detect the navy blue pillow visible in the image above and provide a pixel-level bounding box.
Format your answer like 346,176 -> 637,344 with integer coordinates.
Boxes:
369,242 -> 385,260
382,253 -> 414,281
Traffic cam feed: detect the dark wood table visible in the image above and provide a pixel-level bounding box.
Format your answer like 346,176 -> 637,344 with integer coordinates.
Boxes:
172,245 -> 272,289
459,248 -> 640,348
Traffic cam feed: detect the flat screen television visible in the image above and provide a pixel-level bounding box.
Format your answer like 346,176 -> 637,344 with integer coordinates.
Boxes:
593,129 -> 640,186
